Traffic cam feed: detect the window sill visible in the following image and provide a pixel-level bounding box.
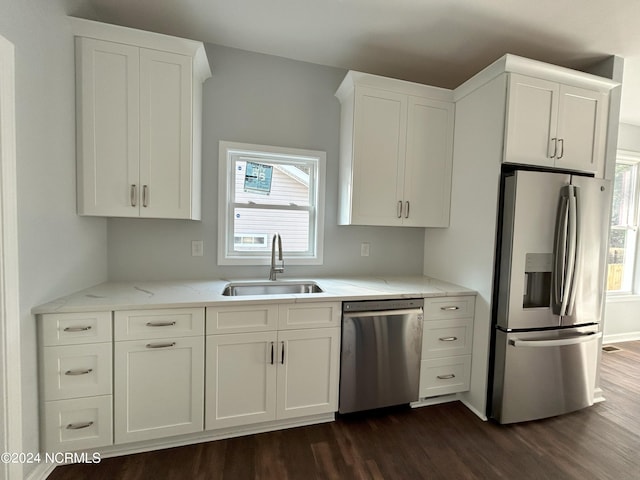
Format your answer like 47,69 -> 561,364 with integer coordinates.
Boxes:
218,256 -> 323,267
606,293 -> 640,303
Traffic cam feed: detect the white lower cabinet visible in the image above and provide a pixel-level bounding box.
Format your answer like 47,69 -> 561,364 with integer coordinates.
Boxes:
39,302 -> 340,453
114,335 -> 204,443
205,303 -> 341,431
38,312 -> 114,452
419,296 -> 475,398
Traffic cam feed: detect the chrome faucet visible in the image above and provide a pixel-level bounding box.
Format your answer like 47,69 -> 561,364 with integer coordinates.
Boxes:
269,233 -> 284,280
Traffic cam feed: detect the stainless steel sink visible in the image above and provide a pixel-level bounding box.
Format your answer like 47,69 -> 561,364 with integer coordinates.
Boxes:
221,281 -> 324,296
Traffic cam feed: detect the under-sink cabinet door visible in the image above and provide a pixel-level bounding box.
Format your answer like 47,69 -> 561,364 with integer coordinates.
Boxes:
276,328 -> 341,420
205,332 -> 278,430
114,336 -> 204,443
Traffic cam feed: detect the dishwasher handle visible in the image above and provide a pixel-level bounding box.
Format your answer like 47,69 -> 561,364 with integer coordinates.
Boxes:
343,308 -> 423,319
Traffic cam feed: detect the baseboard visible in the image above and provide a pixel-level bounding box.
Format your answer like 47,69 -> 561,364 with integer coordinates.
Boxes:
411,393 -> 459,408
593,387 -> 606,404
25,462 -> 55,480
459,398 -> 488,421
603,332 -> 640,344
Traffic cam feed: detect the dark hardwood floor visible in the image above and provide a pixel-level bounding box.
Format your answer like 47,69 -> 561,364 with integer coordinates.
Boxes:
48,341 -> 640,480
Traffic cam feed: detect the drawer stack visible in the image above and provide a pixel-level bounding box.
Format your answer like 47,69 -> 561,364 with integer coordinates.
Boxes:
39,312 -> 113,451
419,296 -> 475,398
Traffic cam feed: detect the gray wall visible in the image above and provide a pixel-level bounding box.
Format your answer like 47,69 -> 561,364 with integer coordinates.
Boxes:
107,44 -> 426,281
0,0 -> 108,473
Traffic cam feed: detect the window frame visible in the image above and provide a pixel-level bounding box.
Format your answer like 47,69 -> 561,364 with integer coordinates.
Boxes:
217,141 -> 326,266
607,149 -> 640,295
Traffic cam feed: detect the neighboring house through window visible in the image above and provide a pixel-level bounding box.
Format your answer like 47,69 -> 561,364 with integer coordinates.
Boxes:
607,150 -> 640,293
218,141 -> 326,265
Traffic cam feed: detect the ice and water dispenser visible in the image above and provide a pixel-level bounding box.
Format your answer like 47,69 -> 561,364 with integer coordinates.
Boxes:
523,253 -> 552,308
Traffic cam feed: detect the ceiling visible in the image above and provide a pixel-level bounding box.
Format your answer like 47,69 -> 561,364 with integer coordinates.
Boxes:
70,0 -> 640,125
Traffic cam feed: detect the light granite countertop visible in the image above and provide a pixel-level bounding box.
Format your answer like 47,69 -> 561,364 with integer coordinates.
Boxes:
32,275 -> 476,314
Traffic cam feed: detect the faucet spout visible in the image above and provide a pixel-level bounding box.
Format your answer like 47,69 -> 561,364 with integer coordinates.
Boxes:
269,233 -> 284,281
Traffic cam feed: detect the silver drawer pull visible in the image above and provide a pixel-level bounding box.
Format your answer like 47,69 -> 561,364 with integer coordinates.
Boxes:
66,421 -> 94,430
437,374 -> 456,380
63,326 -> 92,332
145,321 -> 177,327
440,306 -> 460,311
438,336 -> 458,342
145,342 -> 176,349
65,368 -> 93,376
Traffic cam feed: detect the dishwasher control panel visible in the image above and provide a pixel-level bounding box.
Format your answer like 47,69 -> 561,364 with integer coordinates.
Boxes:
342,298 -> 424,313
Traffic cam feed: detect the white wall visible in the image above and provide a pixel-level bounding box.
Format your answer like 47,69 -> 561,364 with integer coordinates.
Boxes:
0,0 -> 108,474
603,122 -> 640,343
107,44 -> 426,281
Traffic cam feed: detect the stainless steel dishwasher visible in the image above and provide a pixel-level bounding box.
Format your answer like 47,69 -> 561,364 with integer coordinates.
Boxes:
339,298 -> 424,414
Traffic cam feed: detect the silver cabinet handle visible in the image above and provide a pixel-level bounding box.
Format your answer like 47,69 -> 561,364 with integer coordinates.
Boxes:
66,421 -> 94,430
63,326 -> 92,332
65,368 -> 93,376
131,184 -> 137,207
437,374 -> 456,380
438,336 -> 458,342
145,342 -> 176,349
549,138 -> 558,158
440,306 -> 460,311
405,201 -> 410,218
145,321 -> 177,327
397,201 -> 403,218
557,139 -> 564,159
143,185 -> 149,208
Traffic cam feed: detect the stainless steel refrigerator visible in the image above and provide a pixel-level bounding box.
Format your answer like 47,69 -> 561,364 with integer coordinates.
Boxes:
490,169 -> 612,424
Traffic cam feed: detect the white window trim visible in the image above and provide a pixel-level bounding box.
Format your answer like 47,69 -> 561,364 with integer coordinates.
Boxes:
217,141 -> 325,266
607,149 -> 640,296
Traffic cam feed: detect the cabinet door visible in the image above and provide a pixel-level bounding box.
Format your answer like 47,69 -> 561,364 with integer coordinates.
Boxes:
276,328 -> 340,420
76,37 -> 140,217
139,49 -> 194,219
205,332 -> 277,430
504,74 -> 558,168
352,86 -> 406,225
114,336 -> 204,443
555,85 -> 607,175
404,96 -> 454,227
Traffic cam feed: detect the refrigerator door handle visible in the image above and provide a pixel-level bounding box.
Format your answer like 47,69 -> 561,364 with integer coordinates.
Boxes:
561,190 -> 578,316
552,194 -> 569,312
509,331 -> 601,348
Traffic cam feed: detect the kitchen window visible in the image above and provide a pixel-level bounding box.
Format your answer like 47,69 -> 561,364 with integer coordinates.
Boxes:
607,150 -> 640,294
218,141 -> 326,265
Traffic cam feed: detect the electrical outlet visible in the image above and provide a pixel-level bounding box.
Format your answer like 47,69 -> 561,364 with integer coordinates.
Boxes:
360,242 -> 370,257
191,240 -> 204,257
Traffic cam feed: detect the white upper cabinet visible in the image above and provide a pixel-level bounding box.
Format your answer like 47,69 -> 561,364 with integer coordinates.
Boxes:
336,72 -> 454,227
504,72 -> 609,176
73,18 -> 211,220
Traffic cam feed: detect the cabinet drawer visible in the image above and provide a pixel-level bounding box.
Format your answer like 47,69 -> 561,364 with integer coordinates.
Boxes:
40,312 -> 112,346
43,343 -> 112,401
419,355 -> 471,397
278,302 -> 341,330
422,318 -> 473,358
114,308 -> 204,340
423,296 -> 475,320
43,395 -> 113,452
206,304 -> 278,334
